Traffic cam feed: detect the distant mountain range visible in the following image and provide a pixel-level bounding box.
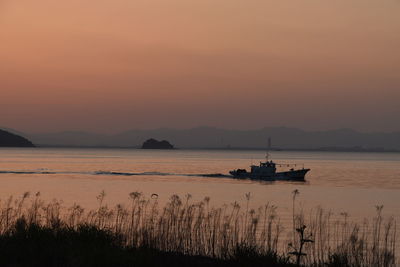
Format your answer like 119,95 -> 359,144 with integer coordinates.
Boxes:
12,127 -> 400,151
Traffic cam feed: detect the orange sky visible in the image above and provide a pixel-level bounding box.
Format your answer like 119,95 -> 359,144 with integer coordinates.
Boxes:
1,0 -> 400,133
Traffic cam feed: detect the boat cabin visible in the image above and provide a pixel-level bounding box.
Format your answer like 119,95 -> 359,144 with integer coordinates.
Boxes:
251,160 -> 276,175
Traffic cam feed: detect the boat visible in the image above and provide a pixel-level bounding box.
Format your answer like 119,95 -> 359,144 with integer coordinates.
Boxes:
229,154 -> 310,181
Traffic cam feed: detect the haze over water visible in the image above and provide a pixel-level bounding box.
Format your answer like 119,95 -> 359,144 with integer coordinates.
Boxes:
1,0 -> 400,264
1,0 -> 400,258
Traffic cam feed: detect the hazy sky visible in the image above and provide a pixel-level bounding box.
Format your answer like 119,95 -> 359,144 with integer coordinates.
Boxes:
1,0 -> 400,133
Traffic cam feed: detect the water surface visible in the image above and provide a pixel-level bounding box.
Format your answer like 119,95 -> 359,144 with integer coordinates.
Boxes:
0,148 -> 399,222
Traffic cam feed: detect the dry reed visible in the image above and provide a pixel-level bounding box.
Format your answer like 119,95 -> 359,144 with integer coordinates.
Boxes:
0,190 -> 396,266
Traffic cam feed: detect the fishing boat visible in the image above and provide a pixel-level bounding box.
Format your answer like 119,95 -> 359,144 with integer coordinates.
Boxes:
229,154 -> 310,181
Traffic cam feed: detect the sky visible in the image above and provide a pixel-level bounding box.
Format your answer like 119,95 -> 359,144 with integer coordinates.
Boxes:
1,0 -> 400,134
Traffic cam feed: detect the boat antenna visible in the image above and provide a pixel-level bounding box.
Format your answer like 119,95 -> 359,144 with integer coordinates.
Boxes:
266,136 -> 271,162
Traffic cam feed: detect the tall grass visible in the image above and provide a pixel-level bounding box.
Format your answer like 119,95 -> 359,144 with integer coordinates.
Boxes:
0,191 -> 396,266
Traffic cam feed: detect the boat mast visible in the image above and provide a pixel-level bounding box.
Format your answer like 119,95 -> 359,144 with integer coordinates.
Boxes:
266,136 -> 271,162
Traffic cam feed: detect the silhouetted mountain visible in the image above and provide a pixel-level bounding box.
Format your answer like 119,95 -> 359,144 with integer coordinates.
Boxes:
0,129 -> 35,147
141,138 -> 174,149
0,126 -> 25,136
24,127 -> 400,151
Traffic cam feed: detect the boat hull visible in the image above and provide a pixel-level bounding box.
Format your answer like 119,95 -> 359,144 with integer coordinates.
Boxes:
229,168 -> 310,181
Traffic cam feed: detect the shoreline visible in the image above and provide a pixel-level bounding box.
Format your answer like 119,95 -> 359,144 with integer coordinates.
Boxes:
3,145 -> 400,153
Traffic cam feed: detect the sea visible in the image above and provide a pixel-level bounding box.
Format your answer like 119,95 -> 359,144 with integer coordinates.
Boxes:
0,148 -> 399,225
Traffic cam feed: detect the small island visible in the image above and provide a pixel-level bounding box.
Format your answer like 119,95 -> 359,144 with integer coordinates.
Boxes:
141,138 -> 174,149
0,129 -> 35,147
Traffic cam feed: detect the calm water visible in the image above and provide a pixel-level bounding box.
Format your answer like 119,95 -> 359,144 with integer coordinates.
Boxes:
0,148 -> 399,222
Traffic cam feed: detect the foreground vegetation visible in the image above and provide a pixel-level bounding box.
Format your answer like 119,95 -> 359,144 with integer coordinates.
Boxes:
0,191 -> 396,266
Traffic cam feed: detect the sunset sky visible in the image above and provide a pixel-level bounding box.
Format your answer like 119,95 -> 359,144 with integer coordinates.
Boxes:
1,0 -> 400,133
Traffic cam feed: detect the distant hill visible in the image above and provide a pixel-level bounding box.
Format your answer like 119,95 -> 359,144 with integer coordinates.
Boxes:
141,138 -> 174,149
0,129 -> 35,147
25,127 -> 400,151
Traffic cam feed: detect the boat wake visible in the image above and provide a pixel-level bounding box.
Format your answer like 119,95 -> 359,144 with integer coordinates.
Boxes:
0,168 -> 245,181
94,171 -> 171,176
187,173 -> 231,178
0,170 -> 56,175
0,169 -> 231,179
0,169 -> 304,182
95,171 -> 230,178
